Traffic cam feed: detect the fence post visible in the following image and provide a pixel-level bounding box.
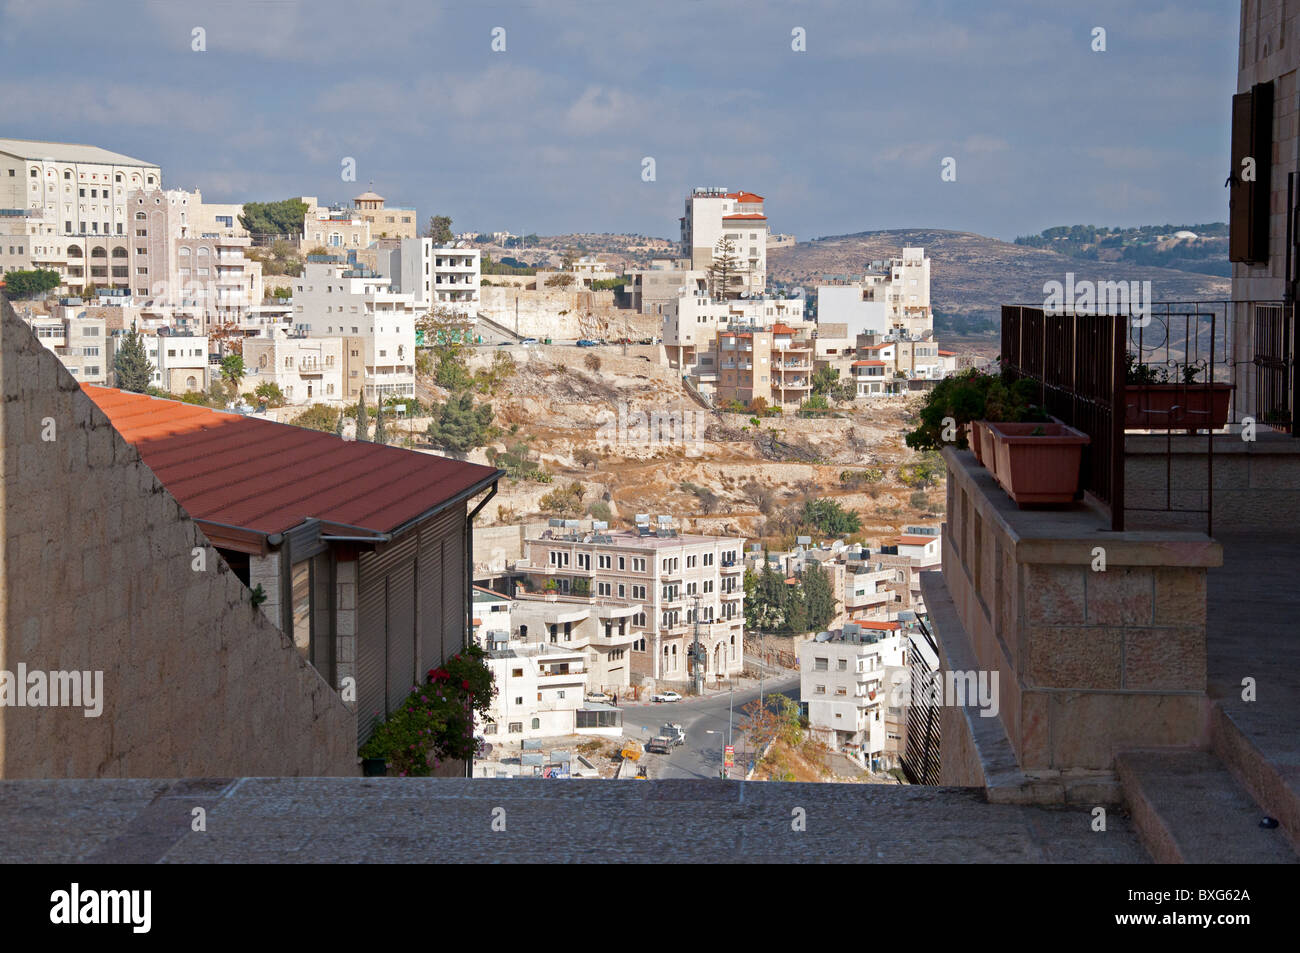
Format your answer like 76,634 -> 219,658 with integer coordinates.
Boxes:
1111,314 -> 1126,532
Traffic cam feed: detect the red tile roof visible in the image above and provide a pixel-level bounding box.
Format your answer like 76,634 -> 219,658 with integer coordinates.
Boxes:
856,620 -> 901,631
860,343 -> 889,350
894,535 -> 939,546
84,386 -> 499,541
725,191 -> 765,203
771,323 -> 798,335
722,213 -> 767,220
852,360 -> 886,367
937,349 -> 955,356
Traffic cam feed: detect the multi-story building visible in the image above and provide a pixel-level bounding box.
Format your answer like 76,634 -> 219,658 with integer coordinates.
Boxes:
622,258 -> 709,315
712,322 -> 814,409
0,138 -> 162,292
299,197 -> 371,253
351,190 -> 417,240
662,292 -> 806,370
816,248 -> 932,339
21,311 -> 108,385
292,257 -> 416,401
242,330 -> 366,405
375,238 -> 481,317
799,622 -> 906,771
680,187 -> 769,297
513,523 -> 747,684
138,330 -> 210,394
130,188 -> 264,332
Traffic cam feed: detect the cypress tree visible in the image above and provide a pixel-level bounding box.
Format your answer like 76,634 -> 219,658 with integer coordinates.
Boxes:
113,322 -> 154,393
356,392 -> 370,442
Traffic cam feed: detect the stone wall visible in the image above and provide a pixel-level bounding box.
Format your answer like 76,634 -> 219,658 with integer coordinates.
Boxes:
935,446 -> 1220,781
1126,433 -> 1300,531
479,286 -> 646,340
0,295 -> 356,778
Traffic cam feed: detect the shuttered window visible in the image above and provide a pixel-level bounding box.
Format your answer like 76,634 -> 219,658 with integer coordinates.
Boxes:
1229,81 -> 1274,265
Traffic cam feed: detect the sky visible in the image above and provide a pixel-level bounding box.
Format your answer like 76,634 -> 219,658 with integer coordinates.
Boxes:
0,0 -> 1239,243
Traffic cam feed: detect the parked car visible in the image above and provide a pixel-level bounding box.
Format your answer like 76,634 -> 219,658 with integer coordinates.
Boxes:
585,691 -> 610,704
637,337 -> 655,345
651,690 -> 682,703
576,339 -> 599,347
520,337 -> 539,345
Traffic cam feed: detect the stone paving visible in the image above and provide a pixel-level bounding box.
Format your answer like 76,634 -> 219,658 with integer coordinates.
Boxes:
0,778 -> 1149,863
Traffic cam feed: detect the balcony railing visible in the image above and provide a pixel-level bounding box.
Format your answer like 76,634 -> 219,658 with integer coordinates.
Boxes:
1001,301 -> 1297,534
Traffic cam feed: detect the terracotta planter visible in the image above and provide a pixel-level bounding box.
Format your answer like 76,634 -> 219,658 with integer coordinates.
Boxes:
1123,383 -> 1234,431
967,421 -> 984,465
985,421 -> 1090,506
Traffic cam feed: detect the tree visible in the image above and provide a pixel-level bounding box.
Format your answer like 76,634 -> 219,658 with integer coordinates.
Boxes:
254,381 -> 286,408
539,483 -> 586,519
426,393 -> 494,453
545,272 -> 575,288
417,307 -> 475,391
373,400 -> 387,444
356,391 -> 370,442
334,409 -> 346,439
811,365 -> 841,396
220,354 -> 245,392
802,561 -> 836,632
583,352 -> 601,373
561,245 -> 578,269
425,215 -> 453,244
113,322 -> 153,393
290,404 -> 341,432
1,268 -> 60,300
574,447 -> 599,470
239,198 -> 308,238
708,236 -> 742,299
800,499 -> 861,536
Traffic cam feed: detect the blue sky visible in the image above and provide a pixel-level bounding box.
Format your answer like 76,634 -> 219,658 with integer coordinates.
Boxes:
0,0 -> 1238,242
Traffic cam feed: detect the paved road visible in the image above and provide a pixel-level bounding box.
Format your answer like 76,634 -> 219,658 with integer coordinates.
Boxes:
620,677 -> 800,779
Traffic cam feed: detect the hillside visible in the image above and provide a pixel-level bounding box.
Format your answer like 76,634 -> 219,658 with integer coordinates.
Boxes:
767,228 -> 1231,335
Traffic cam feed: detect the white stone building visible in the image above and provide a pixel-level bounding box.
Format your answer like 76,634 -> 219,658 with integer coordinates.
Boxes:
680,187 -> 769,297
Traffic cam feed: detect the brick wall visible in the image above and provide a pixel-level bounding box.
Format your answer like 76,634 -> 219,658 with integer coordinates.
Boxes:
0,295 -> 356,778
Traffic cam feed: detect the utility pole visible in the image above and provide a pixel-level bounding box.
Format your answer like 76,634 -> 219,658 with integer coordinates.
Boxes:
690,594 -> 704,696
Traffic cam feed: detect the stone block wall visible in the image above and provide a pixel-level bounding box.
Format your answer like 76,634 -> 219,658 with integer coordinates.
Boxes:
0,295 -> 356,778
937,447 -> 1221,777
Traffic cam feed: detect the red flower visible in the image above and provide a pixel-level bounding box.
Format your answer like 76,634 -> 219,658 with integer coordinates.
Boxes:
462,679 -> 471,690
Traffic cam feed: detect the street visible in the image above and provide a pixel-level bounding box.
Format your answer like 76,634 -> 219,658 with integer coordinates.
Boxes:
619,676 -> 800,779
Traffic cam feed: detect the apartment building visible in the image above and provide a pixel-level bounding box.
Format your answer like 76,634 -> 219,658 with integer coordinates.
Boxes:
374,238 -> 481,316
513,523 -> 747,684
352,190 -> 417,240
242,329 -> 366,405
816,248 -> 932,339
299,197 -> 371,253
622,258 -> 709,315
712,322 -> 814,409
137,330 -> 210,393
129,188 -> 264,331
680,187 -> 769,297
663,292 -> 807,371
0,138 -> 162,291
21,311 -> 108,385
800,622 -> 907,771
292,258 -> 416,400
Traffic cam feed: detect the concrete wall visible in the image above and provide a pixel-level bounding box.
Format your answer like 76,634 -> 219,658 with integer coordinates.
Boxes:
0,295 -> 356,778
479,286 -> 624,340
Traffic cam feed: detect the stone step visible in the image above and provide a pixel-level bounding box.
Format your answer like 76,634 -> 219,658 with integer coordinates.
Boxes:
1210,701 -> 1300,856
1116,749 -> 1298,863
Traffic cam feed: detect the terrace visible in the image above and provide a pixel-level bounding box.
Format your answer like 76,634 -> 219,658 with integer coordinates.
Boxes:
914,301 -> 1300,861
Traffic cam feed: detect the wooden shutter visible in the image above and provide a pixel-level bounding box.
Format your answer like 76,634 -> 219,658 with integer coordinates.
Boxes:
1230,82 -> 1274,265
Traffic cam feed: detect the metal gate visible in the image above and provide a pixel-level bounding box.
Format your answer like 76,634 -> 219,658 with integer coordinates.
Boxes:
356,530 -> 419,744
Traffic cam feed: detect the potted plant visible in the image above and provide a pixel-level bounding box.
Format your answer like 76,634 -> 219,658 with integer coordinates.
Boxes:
905,368 -> 996,462
977,378 -> 1089,505
1123,354 -> 1235,431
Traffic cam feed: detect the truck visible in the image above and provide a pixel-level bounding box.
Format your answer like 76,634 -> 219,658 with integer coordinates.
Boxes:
645,736 -> 674,754
660,723 -> 686,747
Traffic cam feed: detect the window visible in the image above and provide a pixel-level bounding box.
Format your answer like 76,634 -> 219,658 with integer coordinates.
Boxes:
508,722 -> 523,734
838,659 -> 848,671
814,657 -> 828,671
814,685 -> 826,694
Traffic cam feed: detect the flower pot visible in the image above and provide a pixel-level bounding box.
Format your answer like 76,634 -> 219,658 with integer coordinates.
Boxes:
967,421 -> 984,465
362,757 -> 387,777
1123,383 -> 1234,431
985,421 -> 1090,506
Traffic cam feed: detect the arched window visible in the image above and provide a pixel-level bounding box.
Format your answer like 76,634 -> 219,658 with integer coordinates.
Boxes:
531,718 -> 540,730
67,245 -> 83,258
111,247 -> 127,258
135,211 -> 146,220
196,246 -> 210,257
178,246 -> 191,256
90,246 -> 107,258
186,376 -> 197,392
